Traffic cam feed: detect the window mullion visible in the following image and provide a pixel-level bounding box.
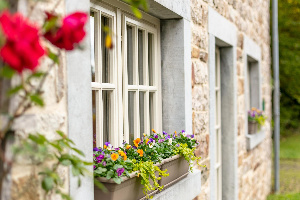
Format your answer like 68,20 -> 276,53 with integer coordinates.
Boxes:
98,89 -> 103,146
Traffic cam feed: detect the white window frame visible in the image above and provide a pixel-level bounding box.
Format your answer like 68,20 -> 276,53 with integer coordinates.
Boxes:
90,1 -> 162,147
215,47 -> 222,200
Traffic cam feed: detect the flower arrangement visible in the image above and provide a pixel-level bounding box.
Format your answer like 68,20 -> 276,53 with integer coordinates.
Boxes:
248,107 -> 267,128
93,130 -> 204,198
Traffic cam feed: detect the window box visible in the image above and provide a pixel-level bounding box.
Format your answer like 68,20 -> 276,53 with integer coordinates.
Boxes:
246,127 -> 266,150
159,155 -> 189,189
94,156 -> 190,200
248,121 -> 258,135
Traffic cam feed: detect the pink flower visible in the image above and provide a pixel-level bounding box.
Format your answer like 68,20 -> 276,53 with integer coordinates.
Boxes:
0,11 -> 45,73
44,12 -> 88,50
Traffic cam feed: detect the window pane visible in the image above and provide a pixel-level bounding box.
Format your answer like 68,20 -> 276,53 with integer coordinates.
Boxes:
215,52 -> 218,87
215,91 -> 220,126
138,30 -> 144,85
149,92 -> 154,133
247,61 -> 251,109
101,16 -> 111,83
216,128 -> 221,164
128,91 -> 135,143
139,91 -> 145,138
127,25 -> 134,85
92,90 -> 97,147
90,13 -> 95,82
148,33 -> 154,86
102,90 -> 111,145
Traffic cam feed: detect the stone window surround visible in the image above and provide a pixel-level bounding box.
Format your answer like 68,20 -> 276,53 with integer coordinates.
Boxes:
243,36 -> 265,150
208,7 -> 238,200
65,0 -> 198,199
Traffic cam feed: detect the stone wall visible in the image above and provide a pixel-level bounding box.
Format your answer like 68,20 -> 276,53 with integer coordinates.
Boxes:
191,0 -> 272,199
9,1 -> 68,199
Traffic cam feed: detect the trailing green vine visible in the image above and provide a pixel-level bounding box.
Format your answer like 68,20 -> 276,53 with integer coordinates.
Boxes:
133,160 -> 168,199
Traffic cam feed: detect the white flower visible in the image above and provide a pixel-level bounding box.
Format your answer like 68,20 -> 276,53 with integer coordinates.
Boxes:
149,144 -> 154,148
107,144 -> 113,150
168,138 -> 172,145
182,132 -> 187,137
160,133 -> 164,138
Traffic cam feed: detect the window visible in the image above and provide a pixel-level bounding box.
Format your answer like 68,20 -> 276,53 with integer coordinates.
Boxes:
215,47 -> 222,200
246,58 -> 260,111
90,2 -> 161,147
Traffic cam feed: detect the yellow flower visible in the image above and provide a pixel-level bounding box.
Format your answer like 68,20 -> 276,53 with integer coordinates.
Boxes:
111,153 -> 119,161
133,138 -> 141,147
143,133 -> 146,137
146,138 -> 150,144
152,129 -> 156,133
104,145 -> 107,149
105,35 -> 113,49
126,145 -> 131,149
137,173 -> 140,177
137,149 -> 144,157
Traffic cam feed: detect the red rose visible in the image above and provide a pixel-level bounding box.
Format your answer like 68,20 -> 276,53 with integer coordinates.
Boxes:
44,12 -> 88,50
0,11 -> 45,73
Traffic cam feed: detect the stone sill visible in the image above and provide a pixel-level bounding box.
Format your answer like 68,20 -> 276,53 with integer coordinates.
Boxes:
152,169 -> 201,200
246,128 -> 266,150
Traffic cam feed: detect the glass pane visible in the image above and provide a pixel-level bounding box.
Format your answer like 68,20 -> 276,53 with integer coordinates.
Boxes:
128,91 -> 135,143
215,91 -> 219,126
148,33 -> 154,86
102,90 -> 111,145
215,52 -> 218,87
90,13 -> 95,82
127,25 -> 134,85
217,167 -> 221,200
247,61 -> 251,109
139,92 -> 145,138
92,90 -> 97,147
216,128 -> 221,164
149,92 -> 154,133
101,16 -> 111,83
138,30 -> 144,85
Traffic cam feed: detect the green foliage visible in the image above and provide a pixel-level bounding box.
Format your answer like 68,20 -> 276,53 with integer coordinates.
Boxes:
14,131 -> 91,200
280,133 -> 300,159
122,0 -> 148,19
276,0 -> 300,135
0,65 -> 15,79
268,193 -> 300,200
133,161 -> 168,199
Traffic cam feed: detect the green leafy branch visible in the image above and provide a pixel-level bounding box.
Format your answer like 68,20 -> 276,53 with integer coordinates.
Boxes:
13,131 -> 92,200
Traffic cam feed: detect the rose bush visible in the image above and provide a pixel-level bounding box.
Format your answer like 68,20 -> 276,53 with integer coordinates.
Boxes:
0,11 -> 45,73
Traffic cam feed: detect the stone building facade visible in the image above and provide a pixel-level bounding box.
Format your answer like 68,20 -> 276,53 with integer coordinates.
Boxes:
3,0 -> 272,200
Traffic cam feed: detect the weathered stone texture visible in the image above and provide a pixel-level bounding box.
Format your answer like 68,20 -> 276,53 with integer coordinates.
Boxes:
191,0 -> 272,199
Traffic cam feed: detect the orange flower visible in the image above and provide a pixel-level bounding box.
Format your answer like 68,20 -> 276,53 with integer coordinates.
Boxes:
175,131 -> 177,136
123,154 -> 127,161
152,129 -> 156,133
137,149 -> 144,157
133,138 -> 141,147
111,153 -> 119,161
126,145 -> 131,149
103,145 -> 107,149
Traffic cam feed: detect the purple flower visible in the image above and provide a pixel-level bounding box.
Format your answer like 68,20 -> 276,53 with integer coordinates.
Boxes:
147,138 -> 154,144
172,133 -> 176,139
165,135 -> 170,140
176,144 -> 180,147
102,161 -> 106,166
158,139 -> 165,143
154,134 -> 158,139
105,142 -> 110,146
115,148 -> 120,151
182,130 -> 185,133
191,134 -> 195,138
93,147 -> 100,152
94,165 -> 96,170
96,154 -> 104,163
163,131 -> 167,135
116,168 -> 125,177
133,146 -> 137,149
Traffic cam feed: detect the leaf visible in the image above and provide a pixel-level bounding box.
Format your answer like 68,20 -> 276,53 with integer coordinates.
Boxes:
77,178 -> 81,187
42,176 -> 54,192
0,65 -> 15,78
71,147 -> 85,156
43,16 -> 59,33
113,177 -> 122,184
131,7 -> 142,19
94,167 -> 107,175
47,48 -> 59,64
61,159 -> 72,166
106,171 -> 114,179
113,164 -> 123,170
30,94 -> 44,107
71,167 -> 80,176
28,134 -> 47,145
7,85 -> 23,96
0,0 -> 8,11
27,71 -> 45,81
94,178 -> 107,192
